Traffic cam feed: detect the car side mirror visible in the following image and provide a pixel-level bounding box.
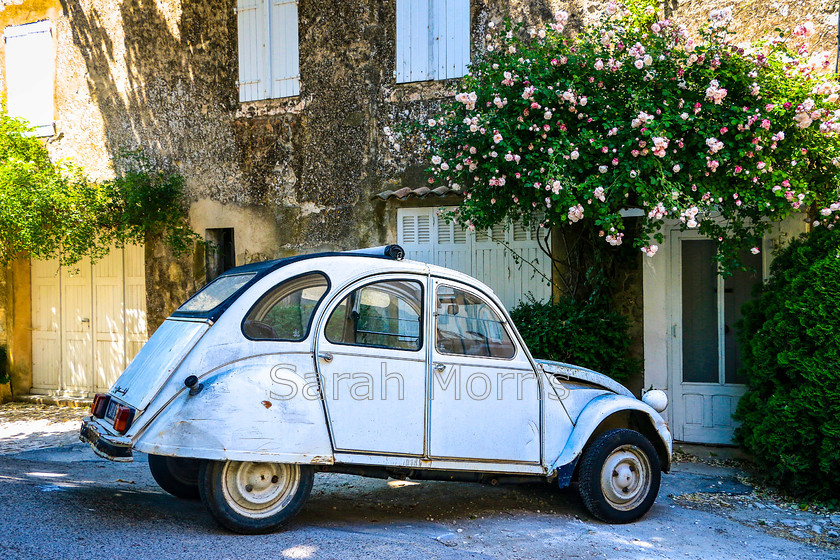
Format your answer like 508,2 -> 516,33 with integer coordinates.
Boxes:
446,304 -> 459,316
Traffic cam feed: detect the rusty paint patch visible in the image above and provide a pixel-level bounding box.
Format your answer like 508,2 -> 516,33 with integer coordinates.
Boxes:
261,400 -> 272,409
309,456 -> 334,464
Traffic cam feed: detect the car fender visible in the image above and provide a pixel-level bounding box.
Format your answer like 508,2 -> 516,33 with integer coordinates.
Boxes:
133,356 -> 334,464
548,393 -> 672,482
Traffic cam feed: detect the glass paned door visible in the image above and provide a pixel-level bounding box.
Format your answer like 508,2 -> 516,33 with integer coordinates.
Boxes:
675,239 -> 762,443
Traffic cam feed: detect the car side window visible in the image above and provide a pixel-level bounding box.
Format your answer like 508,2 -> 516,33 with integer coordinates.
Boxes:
325,280 -> 423,351
242,273 -> 329,341
435,285 -> 516,359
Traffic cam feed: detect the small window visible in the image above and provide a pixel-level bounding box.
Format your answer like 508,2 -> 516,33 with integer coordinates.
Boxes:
435,286 -> 515,358
179,273 -> 256,313
237,0 -> 300,101
325,280 -> 423,351
5,20 -> 55,136
243,273 -> 328,340
395,0 -> 470,83
206,228 -> 236,282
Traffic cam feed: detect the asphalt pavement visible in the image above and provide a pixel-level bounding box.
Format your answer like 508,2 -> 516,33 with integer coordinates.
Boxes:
0,404 -> 837,560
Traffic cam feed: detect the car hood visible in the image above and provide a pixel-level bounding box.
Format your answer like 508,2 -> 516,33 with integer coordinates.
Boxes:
535,360 -> 635,398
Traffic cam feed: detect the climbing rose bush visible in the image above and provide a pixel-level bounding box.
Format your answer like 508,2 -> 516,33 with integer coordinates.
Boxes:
409,4 -> 840,270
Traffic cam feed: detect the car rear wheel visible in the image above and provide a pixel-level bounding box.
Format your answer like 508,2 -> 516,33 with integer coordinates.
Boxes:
148,454 -> 201,499
577,429 -> 661,523
199,460 -> 313,534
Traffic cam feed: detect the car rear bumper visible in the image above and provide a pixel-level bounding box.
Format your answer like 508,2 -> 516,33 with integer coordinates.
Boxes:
79,417 -> 133,462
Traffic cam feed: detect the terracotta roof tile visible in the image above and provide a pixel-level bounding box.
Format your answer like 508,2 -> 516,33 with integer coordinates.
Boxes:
373,185 -> 462,201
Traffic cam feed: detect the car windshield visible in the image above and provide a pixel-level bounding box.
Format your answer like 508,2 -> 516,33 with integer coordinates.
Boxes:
179,273 -> 257,313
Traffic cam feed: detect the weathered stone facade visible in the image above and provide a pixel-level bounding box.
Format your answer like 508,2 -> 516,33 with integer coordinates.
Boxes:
0,0 -> 836,397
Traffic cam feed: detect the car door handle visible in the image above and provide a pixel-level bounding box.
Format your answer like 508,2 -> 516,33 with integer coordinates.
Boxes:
432,362 -> 446,373
318,352 -> 333,363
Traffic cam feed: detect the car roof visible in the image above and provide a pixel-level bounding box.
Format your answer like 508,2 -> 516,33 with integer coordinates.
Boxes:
171,248 -> 499,322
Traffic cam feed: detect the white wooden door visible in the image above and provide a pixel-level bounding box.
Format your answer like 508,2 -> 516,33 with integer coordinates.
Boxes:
61,263 -> 93,393
93,248 -> 124,392
31,258 -> 61,390
397,207 -> 551,310
671,234 -> 763,444
124,244 -> 148,365
30,245 -> 147,397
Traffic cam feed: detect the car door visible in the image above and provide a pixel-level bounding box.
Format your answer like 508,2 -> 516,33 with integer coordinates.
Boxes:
428,279 -> 541,463
315,274 -> 427,456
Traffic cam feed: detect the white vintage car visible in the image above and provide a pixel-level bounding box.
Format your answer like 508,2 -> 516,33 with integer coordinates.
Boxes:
80,245 -> 671,533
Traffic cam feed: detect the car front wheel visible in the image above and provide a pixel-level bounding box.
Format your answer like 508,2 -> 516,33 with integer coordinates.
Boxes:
148,454 -> 201,499
199,460 -> 313,534
577,429 -> 661,523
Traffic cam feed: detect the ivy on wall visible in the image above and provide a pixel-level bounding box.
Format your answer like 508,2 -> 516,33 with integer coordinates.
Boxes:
0,107 -> 200,267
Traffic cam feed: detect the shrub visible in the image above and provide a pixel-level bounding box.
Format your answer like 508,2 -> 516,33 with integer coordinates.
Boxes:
509,298 -> 638,381
735,227 -> 840,502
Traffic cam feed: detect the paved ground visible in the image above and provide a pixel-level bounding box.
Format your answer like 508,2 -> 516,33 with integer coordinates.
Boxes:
0,403 -> 838,560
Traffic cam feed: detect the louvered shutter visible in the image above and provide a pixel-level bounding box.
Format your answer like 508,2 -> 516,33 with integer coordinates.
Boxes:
5,20 -> 54,137
398,208 -> 434,265
269,0 -> 300,98
396,0 -> 470,83
398,208 -> 551,309
237,0 -> 268,102
237,0 -> 299,102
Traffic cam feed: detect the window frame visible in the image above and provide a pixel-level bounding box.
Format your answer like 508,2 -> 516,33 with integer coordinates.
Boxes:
240,271 -> 331,342
433,282 -> 518,361
323,277 -> 425,353
395,0 -> 471,84
4,19 -> 55,137
236,0 -> 300,102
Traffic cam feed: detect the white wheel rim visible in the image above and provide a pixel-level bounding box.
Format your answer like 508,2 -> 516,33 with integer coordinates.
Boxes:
600,445 -> 651,512
221,462 -> 301,519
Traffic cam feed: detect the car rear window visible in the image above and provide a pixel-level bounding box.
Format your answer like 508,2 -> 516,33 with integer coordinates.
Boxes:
242,273 -> 329,341
178,273 -> 257,313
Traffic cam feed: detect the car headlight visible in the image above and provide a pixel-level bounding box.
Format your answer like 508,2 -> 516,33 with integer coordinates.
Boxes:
642,389 -> 668,413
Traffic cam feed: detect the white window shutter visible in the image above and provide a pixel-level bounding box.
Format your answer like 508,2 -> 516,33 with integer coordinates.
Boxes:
398,208 -> 435,265
237,0 -> 268,102
396,0 -> 469,83
269,0 -> 300,98
397,207 -> 551,310
237,0 -> 298,102
449,0 -> 470,79
4,20 -> 54,136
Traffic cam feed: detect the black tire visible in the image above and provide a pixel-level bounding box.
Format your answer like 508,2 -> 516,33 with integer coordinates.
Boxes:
577,429 -> 661,523
148,454 -> 202,500
198,460 -> 313,534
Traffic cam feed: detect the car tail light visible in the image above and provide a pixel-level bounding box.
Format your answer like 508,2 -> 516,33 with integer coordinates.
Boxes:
91,394 -> 110,418
113,405 -> 136,434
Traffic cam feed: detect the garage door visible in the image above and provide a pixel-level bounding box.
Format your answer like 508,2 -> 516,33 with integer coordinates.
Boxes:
30,244 -> 147,397
397,207 -> 552,310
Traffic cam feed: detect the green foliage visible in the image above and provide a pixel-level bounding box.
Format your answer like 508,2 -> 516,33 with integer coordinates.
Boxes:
0,112 -> 112,266
509,298 -> 638,381
401,6 -> 840,275
104,151 -> 201,256
0,110 -> 199,267
735,227 -> 840,502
